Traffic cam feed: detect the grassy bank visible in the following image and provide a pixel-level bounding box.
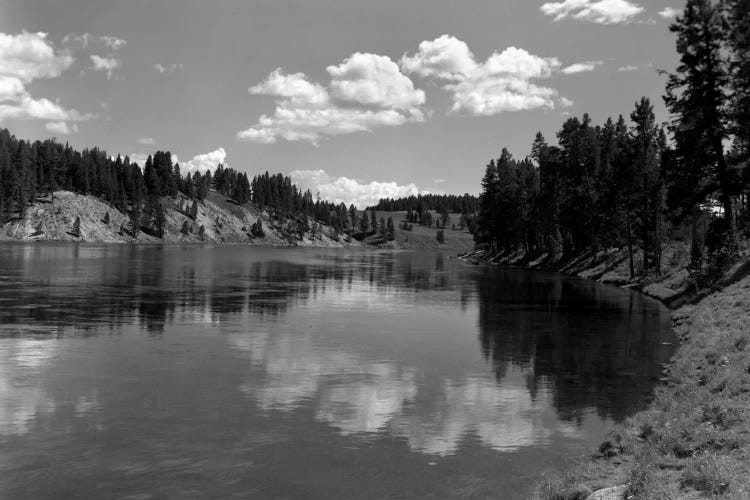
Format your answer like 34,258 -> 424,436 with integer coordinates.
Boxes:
463,245 -> 750,498
536,268 -> 750,499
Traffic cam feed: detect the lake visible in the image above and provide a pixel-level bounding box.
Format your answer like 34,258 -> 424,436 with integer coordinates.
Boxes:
0,243 -> 675,499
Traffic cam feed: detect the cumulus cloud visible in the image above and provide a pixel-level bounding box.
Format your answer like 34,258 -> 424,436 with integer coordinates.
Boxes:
45,121 -> 78,135
137,137 -> 156,145
560,96 -> 574,107
561,60 -> 603,74
658,7 -> 680,20
0,92 -> 94,122
127,147 -> 227,175
182,147 -> 227,174
402,36 -> 567,116
617,64 -> 639,72
400,35 -> 477,81
327,53 -> 425,110
290,169 -> 427,208
154,63 -> 183,74
90,55 -> 121,79
0,31 -> 73,82
238,53 -> 426,145
433,178 -> 446,184
540,0 -> 645,24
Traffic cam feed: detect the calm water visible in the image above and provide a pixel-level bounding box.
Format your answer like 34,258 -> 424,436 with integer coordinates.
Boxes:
0,243 -> 675,499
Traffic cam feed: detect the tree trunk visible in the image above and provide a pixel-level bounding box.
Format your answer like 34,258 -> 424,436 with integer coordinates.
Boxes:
715,133 -> 737,254
691,202 -> 701,270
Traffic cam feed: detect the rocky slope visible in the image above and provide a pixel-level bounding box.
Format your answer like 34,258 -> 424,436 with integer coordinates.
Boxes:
0,190 -> 360,248
0,192 -> 478,252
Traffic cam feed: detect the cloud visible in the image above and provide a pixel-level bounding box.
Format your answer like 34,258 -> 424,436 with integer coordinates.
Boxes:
0,75 -> 94,123
0,31 -> 73,83
658,7 -> 680,20
45,121 -> 78,135
290,169 -> 426,208
61,33 -> 92,50
403,37 -> 567,116
433,178 -> 446,184
62,33 -> 126,51
90,55 -> 121,79
617,64 -> 639,72
100,36 -> 126,51
154,63 -> 183,74
238,53 -> 426,145
561,60 -> 603,74
182,147 -> 226,174
540,0 -> 645,24
128,153 -> 150,166
137,137 -> 156,145
328,53 -> 425,110
127,147 -> 227,175
560,96 -> 574,107
400,35 -> 477,81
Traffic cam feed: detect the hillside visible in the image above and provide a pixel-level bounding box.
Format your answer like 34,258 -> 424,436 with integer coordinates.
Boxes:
0,190 -> 361,248
0,193 -> 478,252
364,210 -> 475,252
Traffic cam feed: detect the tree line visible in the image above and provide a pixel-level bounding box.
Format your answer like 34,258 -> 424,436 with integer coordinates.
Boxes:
475,0 -> 750,276
368,193 -> 478,214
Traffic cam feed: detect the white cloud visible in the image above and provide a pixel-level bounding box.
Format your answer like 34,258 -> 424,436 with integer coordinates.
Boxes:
128,153 -> 150,166
45,121 -> 78,135
540,0 -> 645,24
90,55 -> 121,79
0,76 -> 26,102
0,31 -> 73,83
100,36 -> 126,51
402,37 -> 568,116
137,137 -> 156,145
249,69 -> 328,106
617,64 -> 639,72
290,169 -> 427,208
182,147 -> 227,174
560,96 -> 574,107
433,178 -> 446,184
328,52 -> 425,110
0,34 -> 90,122
561,60 -> 603,74
400,35 -> 477,81
0,75 -> 94,122
127,147 -> 226,175
658,7 -> 680,20
154,63 -> 183,74
238,54 -> 426,145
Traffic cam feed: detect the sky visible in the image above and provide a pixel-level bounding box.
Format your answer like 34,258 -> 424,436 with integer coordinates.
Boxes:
0,0 -> 683,207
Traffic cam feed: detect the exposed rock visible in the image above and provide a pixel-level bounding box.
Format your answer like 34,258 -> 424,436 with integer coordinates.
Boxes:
584,484 -> 629,500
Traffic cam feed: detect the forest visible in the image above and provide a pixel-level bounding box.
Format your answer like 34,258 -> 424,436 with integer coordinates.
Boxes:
474,0 -> 750,278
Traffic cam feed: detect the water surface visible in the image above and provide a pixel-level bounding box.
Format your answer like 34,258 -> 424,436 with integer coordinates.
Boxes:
0,243 -> 675,499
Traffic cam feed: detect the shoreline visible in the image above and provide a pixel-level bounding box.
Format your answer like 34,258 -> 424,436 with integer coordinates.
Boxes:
461,247 -> 750,499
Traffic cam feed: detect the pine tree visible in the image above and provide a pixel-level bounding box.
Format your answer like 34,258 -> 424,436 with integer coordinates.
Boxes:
664,0 -> 735,262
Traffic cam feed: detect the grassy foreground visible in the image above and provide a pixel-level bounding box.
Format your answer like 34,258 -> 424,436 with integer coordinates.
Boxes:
536,266 -> 750,499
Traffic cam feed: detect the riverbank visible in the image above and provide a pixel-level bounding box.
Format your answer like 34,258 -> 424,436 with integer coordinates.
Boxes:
0,191 -> 475,253
463,247 -> 750,498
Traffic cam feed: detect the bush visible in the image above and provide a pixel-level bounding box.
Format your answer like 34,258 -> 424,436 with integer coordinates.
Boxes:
436,229 -> 445,244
